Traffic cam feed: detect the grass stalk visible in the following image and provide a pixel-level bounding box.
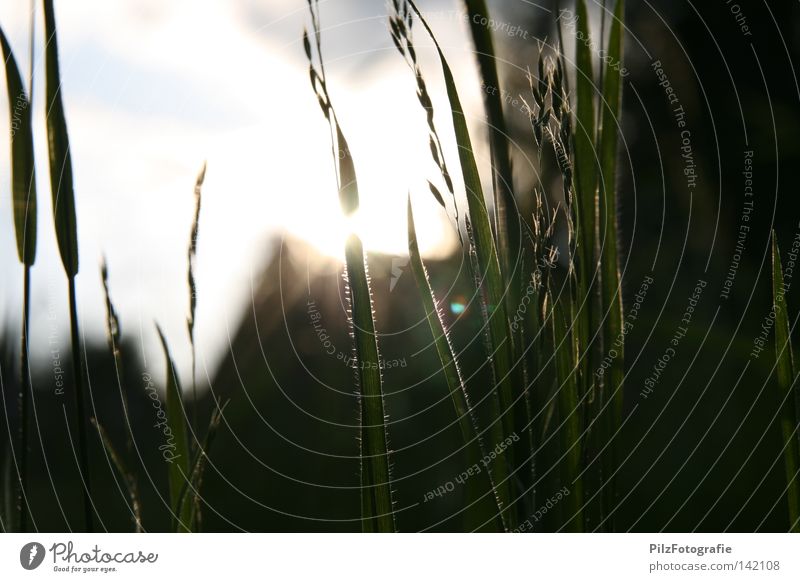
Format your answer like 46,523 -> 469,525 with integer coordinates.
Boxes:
461,0 -> 520,286
306,0 -> 396,531
462,0 -> 533,513
406,2 -> 518,526
18,267 -> 32,532
92,419 -> 142,532
68,277 -> 93,531
345,235 -> 396,532
571,2 -> 600,441
156,328 -> 191,531
187,163 -> 206,435
156,327 -> 192,532
572,0 -> 598,291
597,0 -> 626,530
42,0 -> 93,531
549,290 -> 583,531
100,261 -> 142,531
771,232 -> 800,532
408,198 -> 507,530
1,22 -> 37,534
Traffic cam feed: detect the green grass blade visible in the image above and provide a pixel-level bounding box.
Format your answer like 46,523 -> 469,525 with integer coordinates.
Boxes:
42,0 -> 78,276
185,403 -> 226,531
2,442 -> 13,531
599,0 -> 625,431
305,0 -> 395,531
1,31 -> 37,531
345,234 -> 395,533
461,2 -> 534,504
573,0 -> 598,275
407,199 -> 470,440
772,232 -> 800,532
17,267 -> 32,533
91,420 -> 142,532
155,326 -> 192,532
461,0 -> 519,283
570,2 -> 598,417
0,26 -> 36,265
550,291 -> 583,531
42,3 -> 91,529
407,1 -> 497,280
597,0 -> 625,529
407,2 -> 517,511
101,260 -> 139,467
408,198 -> 507,530
42,4 -> 93,528
67,275 -> 93,531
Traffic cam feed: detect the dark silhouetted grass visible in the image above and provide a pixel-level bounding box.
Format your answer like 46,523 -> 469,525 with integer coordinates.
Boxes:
771,232 -> 800,532
306,0 -> 396,531
0,22 -> 36,533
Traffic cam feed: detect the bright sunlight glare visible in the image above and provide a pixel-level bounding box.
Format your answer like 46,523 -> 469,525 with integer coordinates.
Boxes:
0,0 -> 472,380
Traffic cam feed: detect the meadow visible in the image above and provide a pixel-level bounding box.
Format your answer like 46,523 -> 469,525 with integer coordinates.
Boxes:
1,0 -> 798,533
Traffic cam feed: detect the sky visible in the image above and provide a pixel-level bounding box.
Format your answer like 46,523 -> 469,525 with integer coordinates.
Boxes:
0,0 -> 514,384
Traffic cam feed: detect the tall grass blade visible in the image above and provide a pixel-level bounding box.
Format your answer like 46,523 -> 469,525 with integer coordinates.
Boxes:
0,27 -> 38,533
461,0 -> 519,283
91,420 -> 142,532
305,0 -> 395,531
570,0 -> 598,410
772,232 -> 800,532
100,261 -> 131,440
187,163 -> 206,432
550,290 -> 583,531
343,232 -> 396,532
16,268 -> 32,533
599,0 -> 625,424
464,0 -> 522,286
66,274 -> 93,532
2,442 -> 13,532
597,0 -> 626,529
561,0 -> 603,531
0,26 -> 36,265
462,0 -> 534,507
155,327 -> 192,532
42,0 -> 78,276
100,261 -> 141,524
572,0 -> 598,281
408,197 -> 507,530
406,3 -> 517,522
43,0 -> 93,531
182,402 -> 226,531
345,234 -> 395,532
